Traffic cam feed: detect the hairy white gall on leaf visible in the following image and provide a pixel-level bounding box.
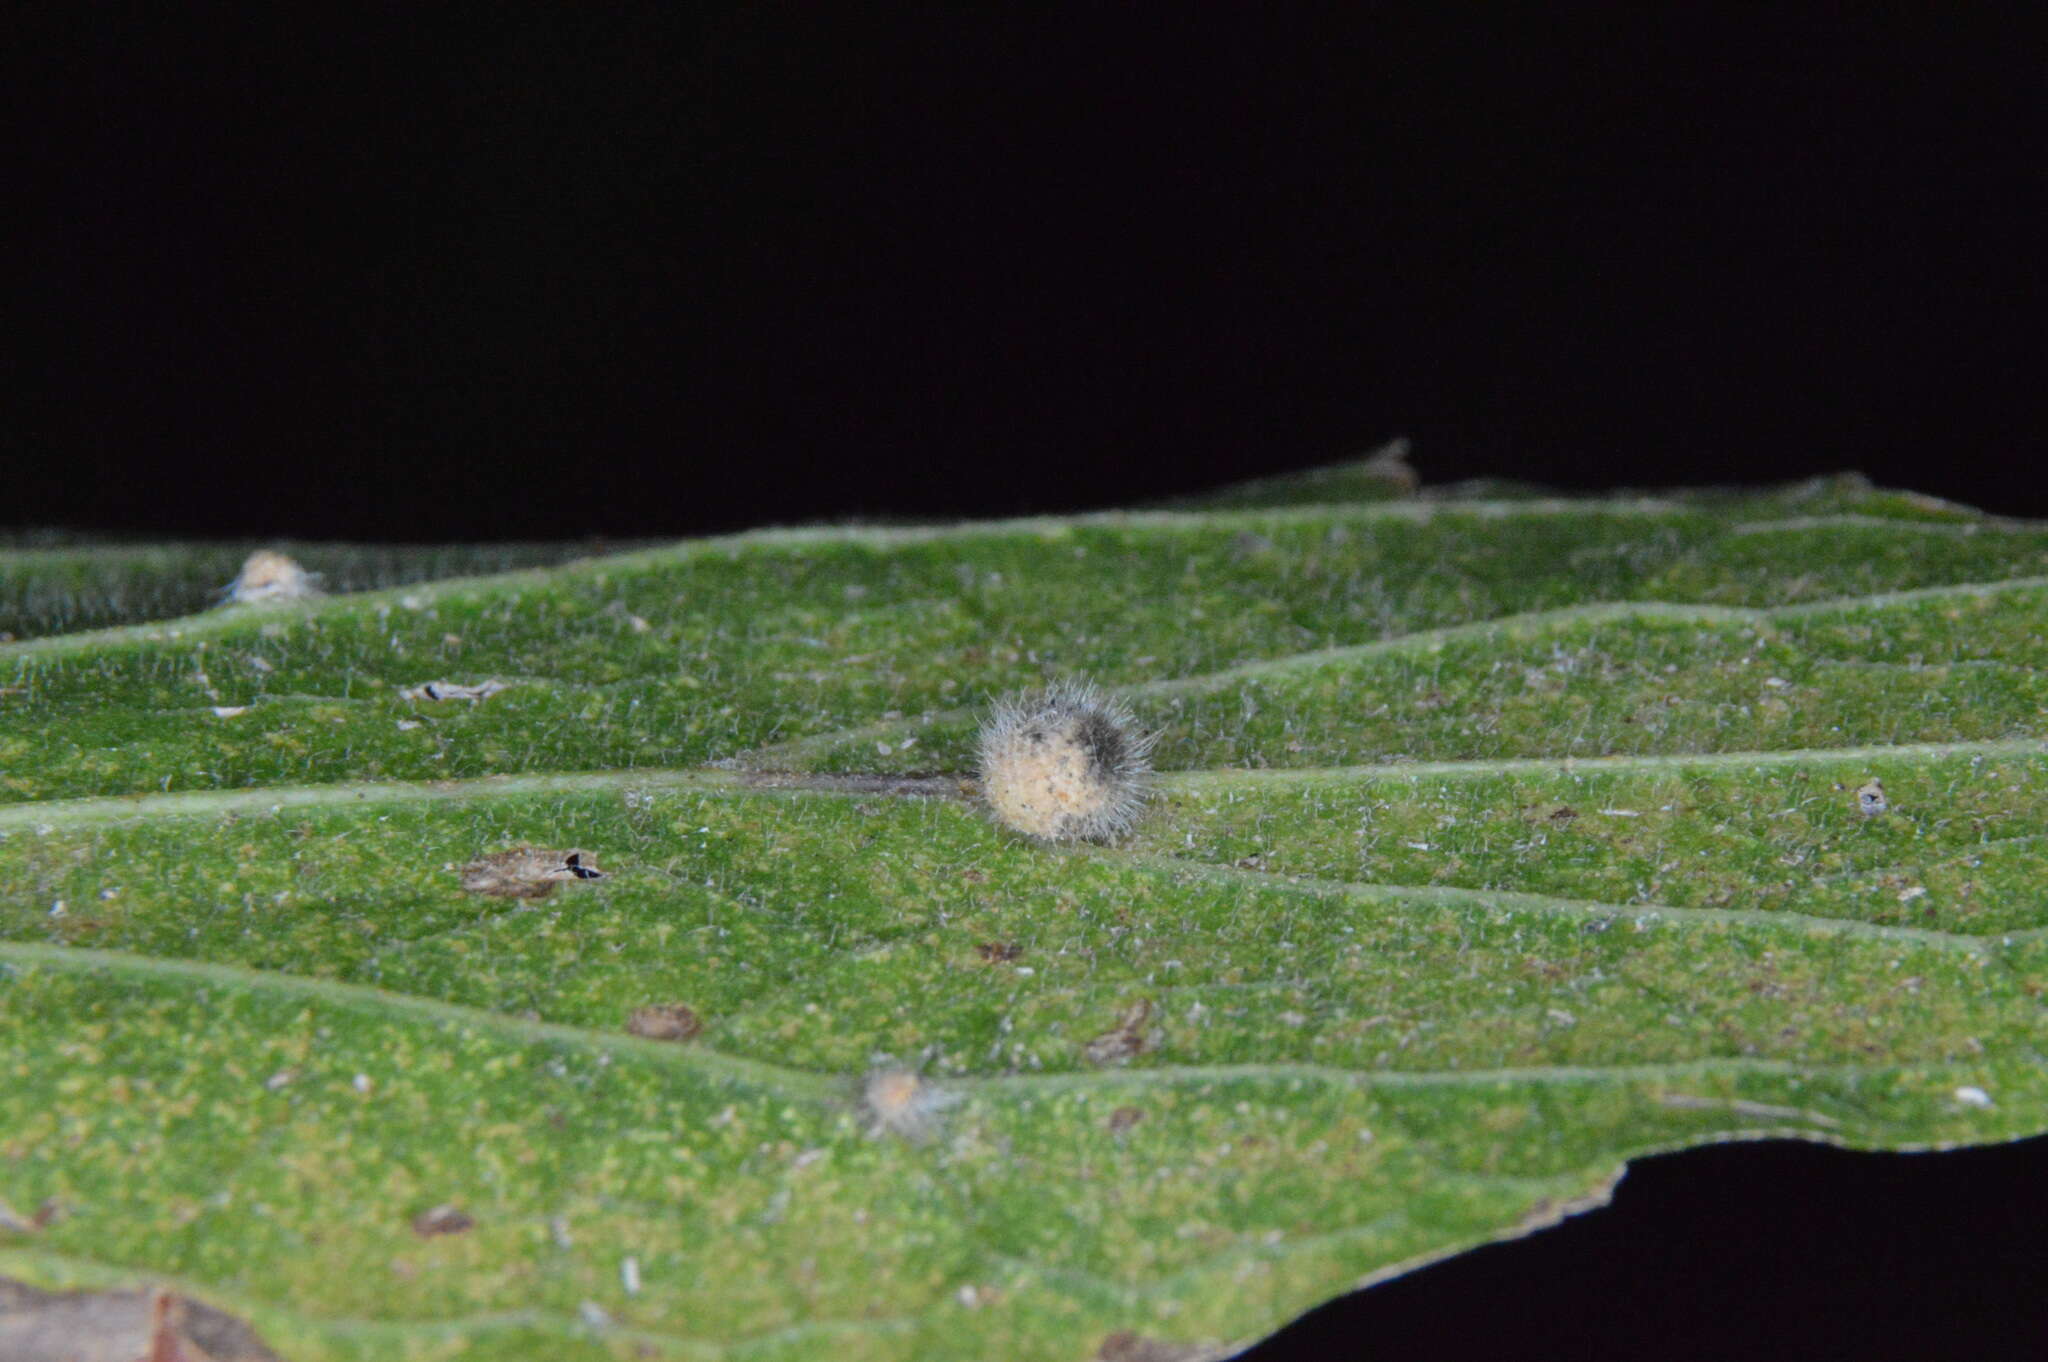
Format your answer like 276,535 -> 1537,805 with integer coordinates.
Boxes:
977,680 -> 1154,842
225,550 -> 321,603
858,1067 -> 956,1143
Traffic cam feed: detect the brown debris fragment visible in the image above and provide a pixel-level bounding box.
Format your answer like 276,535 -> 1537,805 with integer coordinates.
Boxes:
975,941 -> 1022,964
411,1204 -> 475,1237
1083,1000 -> 1156,1067
1547,804 -> 1579,823
1855,778 -> 1888,816
0,1277 -> 282,1362
1096,1331 -> 1227,1362
1106,1106 -> 1145,1135
626,1003 -> 702,1042
458,848 -> 607,900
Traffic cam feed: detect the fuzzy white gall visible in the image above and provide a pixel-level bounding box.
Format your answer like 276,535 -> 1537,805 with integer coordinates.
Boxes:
858,1067 -> 956,1143
225,550 -> 321,603
976,681 -> 1154,842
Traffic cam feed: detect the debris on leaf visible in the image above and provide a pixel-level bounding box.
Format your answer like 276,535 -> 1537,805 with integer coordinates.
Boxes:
975,941 -> 1023,964
978,679 -> 1155,842
1358,436 -> 1419,493
1855,778 -> 1888,815
626,1003 -> 702,1042
858,1066 -> 957,1143
1083,1000 -> 1157,1067
458,848 -> 607,900
1107,1106 -> 1145,1136
402,678 -> 513,703
223,549 -> 321,604
0,1277 -> 283,1362
411,1204 -> 475,1237
1096,1331 -> 1228,1362
210,705 -> 250,718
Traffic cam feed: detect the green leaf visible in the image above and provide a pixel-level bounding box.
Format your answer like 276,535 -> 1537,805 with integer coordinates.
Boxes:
3,467 -> 2046,1360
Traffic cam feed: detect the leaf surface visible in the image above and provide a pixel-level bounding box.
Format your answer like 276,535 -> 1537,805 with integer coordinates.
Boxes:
3,468 -> 2046,1359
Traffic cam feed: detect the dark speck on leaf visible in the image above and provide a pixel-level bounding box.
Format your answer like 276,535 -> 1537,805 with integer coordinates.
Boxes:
411,1204 -> 475,1237
626,1003 -> 702,1042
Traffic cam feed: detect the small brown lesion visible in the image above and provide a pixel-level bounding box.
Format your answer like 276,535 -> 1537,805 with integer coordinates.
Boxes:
1096,1331 -> 1229,1362
1083,1000 -> 1157,1067
457,848 -> 607,899
626,1003 -> 703,1041
410,1204 -> 476,1237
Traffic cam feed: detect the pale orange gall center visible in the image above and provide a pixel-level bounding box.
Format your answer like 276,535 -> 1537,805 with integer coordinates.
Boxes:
870,1071 -> 921,1113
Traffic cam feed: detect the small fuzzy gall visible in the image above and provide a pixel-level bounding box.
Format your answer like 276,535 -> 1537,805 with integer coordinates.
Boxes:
858,1066 -> 956,1143
225,550 -> 321,603
977,681 -> 1154,842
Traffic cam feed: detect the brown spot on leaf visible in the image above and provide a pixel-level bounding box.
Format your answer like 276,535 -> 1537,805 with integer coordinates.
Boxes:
0,1277 -> 282,1362
1096,1331 -> 1226,1362
1548,805 -> 1579,822
411,1204 -> 475,1237
1083,1000 -> 1156,1067
975,941 -> 1022,964
1107,1106 -> 1144,1135
458,848 -> 607,899
626,1003 -> 702,1042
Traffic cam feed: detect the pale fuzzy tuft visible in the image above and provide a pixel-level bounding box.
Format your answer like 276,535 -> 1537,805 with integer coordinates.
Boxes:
226,550 -> 322,603
977,679 -> 1155,842
858,1066 -> 957,1143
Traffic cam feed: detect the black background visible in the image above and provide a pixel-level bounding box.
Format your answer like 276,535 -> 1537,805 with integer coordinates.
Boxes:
12,7 -> 2048,1359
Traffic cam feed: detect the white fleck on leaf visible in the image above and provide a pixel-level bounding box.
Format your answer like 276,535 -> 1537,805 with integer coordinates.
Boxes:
402,679 -> 513,703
